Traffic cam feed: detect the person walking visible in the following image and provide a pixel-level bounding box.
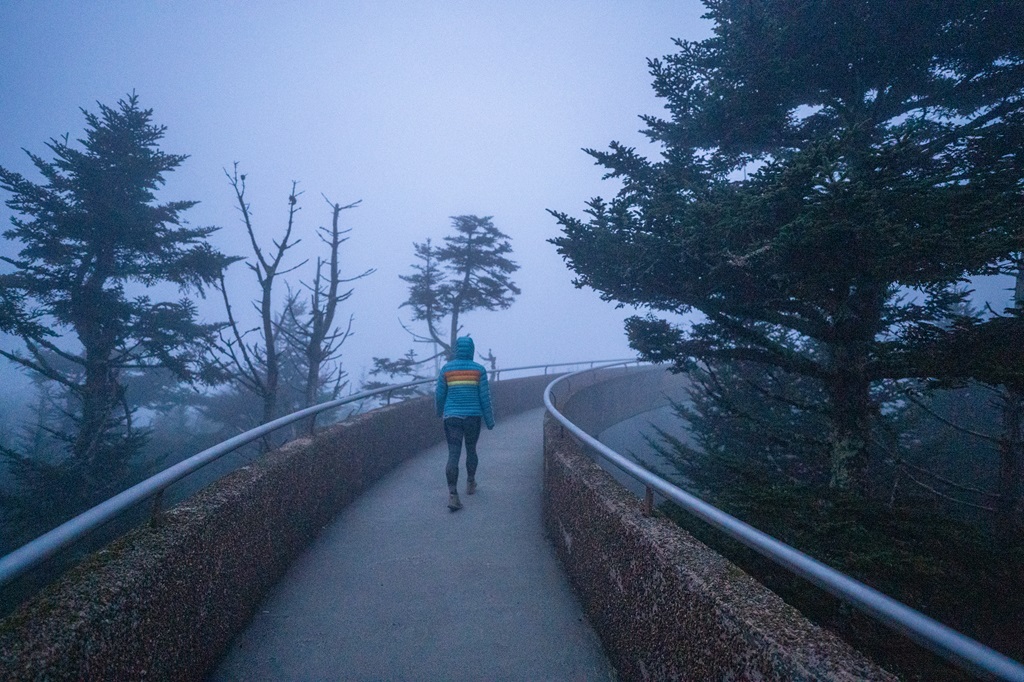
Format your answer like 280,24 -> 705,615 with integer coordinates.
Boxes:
435,336 -> 494,511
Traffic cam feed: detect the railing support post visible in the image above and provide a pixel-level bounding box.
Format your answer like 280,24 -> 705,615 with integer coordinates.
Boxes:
150,489 -> 165,528
642,486 -> 654,516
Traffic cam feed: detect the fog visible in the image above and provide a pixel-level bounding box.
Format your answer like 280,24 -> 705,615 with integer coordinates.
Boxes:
0,1 -> 712,415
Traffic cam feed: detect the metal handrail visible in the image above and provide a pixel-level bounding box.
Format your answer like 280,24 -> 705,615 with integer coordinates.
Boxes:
491,358 -> 634,381
0,359 -> 627,589
543,362 -> 1024,682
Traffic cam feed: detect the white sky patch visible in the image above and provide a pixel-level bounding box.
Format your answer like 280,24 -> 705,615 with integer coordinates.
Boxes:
790,103 -> 825,121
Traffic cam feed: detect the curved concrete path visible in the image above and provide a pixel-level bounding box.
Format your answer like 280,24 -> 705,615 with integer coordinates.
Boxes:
210,407 -> 614,681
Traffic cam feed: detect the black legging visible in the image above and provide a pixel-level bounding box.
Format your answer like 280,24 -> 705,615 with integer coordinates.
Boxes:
444,416 -> 481,492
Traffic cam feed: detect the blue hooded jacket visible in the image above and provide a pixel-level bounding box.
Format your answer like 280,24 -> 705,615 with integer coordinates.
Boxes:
435,336 -> 494,429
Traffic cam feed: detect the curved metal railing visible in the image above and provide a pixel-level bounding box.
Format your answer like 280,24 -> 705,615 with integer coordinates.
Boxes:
544,362 -> 1024,682
0,358 -> 632,589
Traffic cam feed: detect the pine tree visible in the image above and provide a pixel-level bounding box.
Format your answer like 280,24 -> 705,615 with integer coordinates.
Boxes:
400,239 -> 447,361
400,215 -> 520,359
551,1 -> 1024,492
0,94 -> 236,535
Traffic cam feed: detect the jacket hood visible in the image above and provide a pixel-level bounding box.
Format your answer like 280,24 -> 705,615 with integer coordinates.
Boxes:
454,336 -> 475,360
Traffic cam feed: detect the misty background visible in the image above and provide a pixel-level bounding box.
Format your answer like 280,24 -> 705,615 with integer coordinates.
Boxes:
0,1 -> 715,427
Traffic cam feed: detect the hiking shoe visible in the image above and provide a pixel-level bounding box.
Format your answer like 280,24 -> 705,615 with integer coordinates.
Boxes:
448,493 -> 463,511
466,480 -> 477,495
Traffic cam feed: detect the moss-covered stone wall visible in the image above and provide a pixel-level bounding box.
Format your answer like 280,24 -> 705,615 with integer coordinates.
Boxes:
543,369 -> 898,681
0,373 -> 553,681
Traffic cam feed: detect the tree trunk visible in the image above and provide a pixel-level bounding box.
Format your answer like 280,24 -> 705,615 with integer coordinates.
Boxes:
826,344 -> 873,490
260,269 -> 279,427
825,282 -> 886,491
996,386 -> 1023,542
73,269 -> 127,483
76,358 -> 117,464
995,260 -> 1024,541
449,307 -> 460,358
304,345 -> 322,436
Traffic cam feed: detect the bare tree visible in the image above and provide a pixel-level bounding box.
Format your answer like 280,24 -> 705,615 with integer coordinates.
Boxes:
279,196 -> 374,433
214,164 -> 306,427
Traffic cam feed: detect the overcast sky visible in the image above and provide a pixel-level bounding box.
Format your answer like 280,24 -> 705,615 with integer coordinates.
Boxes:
0,1 -> 712,405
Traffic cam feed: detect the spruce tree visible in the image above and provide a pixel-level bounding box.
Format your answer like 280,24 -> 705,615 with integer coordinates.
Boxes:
0,94 -> 236,535
551,0 -> 1024,492
401,215 -> 520,358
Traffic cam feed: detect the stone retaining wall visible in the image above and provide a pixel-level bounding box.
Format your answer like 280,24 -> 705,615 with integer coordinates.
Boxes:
0,373 -> 553,681
543,368 -> 897,681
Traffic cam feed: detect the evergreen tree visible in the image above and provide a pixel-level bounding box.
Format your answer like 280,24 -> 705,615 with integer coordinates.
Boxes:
551,1 -> 1024,492
400,239 -> 447,361
400,215 -> 520,359
657,357 -> 833,495
360,351 -> 430,407
0,94 -> 236,535
909,267 -> 1024,537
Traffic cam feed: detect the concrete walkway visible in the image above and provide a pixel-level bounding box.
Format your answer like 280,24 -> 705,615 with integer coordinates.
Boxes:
210,407 -> 614,681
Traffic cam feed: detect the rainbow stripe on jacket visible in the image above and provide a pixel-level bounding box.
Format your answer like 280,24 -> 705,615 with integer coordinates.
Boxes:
435,337 -> 495,429
444,369 -> 483,387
